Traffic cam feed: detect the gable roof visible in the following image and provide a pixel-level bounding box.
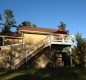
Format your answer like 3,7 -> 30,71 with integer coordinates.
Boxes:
19,26 -> 56,33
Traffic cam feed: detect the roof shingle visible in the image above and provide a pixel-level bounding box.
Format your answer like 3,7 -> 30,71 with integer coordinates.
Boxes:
19,26 -> 56,33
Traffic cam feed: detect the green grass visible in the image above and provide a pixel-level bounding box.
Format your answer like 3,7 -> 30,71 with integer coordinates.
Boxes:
0,67 -> 86,80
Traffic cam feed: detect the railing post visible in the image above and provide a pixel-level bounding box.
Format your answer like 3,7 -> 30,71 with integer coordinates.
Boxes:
62,35 -> 64,43
67,35 -> 70,43
48,34 -> 53,45
50,34 -> 53,41
68,35 -> 73,43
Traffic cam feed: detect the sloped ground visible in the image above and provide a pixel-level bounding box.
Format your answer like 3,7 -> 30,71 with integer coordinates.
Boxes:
0,67 -> 86,80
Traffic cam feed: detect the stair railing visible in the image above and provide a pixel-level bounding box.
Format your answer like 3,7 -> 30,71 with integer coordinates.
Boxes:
25,35 -> 50,55
14,35 -> 51,68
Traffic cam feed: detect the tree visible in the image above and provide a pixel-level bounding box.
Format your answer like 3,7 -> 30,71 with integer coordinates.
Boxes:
19,21 -> 37,28
58,22 -> 69,34
2,9 -> 16,33
58,22 -> 66,30
32,24 -> 37,27
72,33 -> 86,67
21,21 -> 31,27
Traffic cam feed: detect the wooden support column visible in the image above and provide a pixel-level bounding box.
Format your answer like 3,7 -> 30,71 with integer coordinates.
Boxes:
2,36 -> 4,46
22,32 -> 24,49
70,48 -> 73,67
62,35 -> 64,43
49,45 -> 57,68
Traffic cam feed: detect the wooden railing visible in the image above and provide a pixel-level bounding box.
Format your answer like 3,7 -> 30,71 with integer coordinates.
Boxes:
26,35 -> 50,55
14,35 -> 51,68
50,34 -> 73,45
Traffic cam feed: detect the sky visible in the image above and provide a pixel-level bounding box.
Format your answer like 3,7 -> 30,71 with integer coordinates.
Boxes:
0,0 -> 86,38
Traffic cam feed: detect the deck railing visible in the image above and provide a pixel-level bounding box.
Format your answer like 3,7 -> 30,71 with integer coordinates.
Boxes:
50,34 -> 73,45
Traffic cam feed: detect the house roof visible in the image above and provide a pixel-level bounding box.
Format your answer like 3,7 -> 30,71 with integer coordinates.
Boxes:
19,26 -> 68,35
19,26 -> 56,33
0,33 -> 22,39
54,29 -> 68,34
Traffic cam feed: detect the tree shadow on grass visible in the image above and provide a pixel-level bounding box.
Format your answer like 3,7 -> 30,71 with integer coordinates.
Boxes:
9,74 -> 38,80
1,67 -> 86,80
33,67 -> 86,80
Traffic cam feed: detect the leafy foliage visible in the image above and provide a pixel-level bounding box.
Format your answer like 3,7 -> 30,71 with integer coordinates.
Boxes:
72,33 -> 86,67
2,9 -> 16,33
58,22 -> 66,30
21,21 -> 31,26
19,21 -> 37,27
4,9 -> 16,26
32,24 -> 37,27
0,9 -> 16,33
58,22 -> 69,34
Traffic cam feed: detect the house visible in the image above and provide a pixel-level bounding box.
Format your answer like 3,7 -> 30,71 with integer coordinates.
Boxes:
0,26 -> 73,69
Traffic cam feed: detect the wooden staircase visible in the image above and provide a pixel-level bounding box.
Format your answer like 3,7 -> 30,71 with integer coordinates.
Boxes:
14,35 -> 51,69
0,34 -> 74,69
14,34 -> 74,69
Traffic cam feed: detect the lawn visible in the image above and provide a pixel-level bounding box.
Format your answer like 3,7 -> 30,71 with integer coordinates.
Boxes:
0,67 -> 86,80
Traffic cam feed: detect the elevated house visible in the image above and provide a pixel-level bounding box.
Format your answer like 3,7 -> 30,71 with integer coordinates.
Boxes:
0,26 -> 73,69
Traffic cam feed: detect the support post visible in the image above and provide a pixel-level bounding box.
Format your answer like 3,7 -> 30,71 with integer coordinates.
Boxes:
22,32 -> 24,49
62,35 -> 64,43
50,34 -> 53,42
2,36 -> 4,46
70,48 -> 72,67
49,45 -> 57,68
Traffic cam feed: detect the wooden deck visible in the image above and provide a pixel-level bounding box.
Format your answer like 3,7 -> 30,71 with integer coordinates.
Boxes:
47,34 -> 73,46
